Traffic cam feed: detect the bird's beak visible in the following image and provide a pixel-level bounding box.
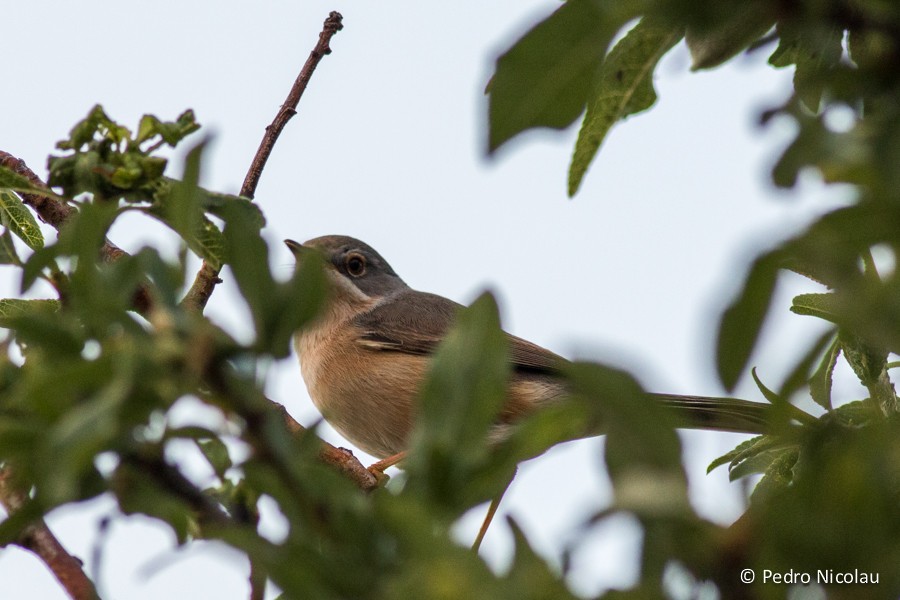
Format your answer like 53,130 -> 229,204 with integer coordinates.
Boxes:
284,239 -> 305,256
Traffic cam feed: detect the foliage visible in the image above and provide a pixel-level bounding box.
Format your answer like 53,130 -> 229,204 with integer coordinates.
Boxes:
0,1 -> 898,599
486,0 -> 900,597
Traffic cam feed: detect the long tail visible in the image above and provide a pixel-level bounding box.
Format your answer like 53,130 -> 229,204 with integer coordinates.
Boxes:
651,393 -> 773,434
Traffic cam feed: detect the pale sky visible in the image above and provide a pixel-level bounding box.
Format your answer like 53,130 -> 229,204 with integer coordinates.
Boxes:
3,2 -> 854,598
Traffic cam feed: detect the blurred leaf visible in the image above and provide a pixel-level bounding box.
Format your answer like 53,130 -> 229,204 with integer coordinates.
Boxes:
809,336 -> 840,410
112,461 -> 196,543
569,17 -> 682,196
717,252 -> 781,390
769,23 -> 843,111
198,438 -> 233,479
0,299 -> 60,327
0,228 -> 22,265
772,113 -> 873,188
404,292 -> 510,511
488,0 -> 642,152
0,168 -> 63,200
685,1 -> 775,70
504,516 -> 580,599
0,190 -> 44,250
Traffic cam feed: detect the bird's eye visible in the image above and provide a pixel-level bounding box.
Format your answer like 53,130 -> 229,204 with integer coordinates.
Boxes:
345,253 -> 367,277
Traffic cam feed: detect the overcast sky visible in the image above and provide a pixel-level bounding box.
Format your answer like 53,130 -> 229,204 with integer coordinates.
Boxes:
3,2 -> 855,598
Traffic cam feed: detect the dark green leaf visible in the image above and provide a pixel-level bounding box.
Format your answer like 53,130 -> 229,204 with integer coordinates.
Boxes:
770,23 -> 843,111
504,516 -> 580,599
0,190 -> 44,250
568,17 -> 682,196
199,438 -> 233,479
0,299 -> 61,327
0,169 -> 64,202
488,0 -> 642,152
685,1 -> 775,70
0,228 -> 21,265
809,336 -> 840,410
403,292 -> 510,511
717,252 -> 781,390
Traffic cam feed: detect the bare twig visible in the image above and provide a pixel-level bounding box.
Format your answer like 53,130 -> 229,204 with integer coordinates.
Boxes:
181,11 -> 344,313
242,11 -> 344,199
0,466 -> 99,600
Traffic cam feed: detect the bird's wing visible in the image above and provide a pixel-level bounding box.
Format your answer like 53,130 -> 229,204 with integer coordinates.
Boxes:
354,289 -> 565,375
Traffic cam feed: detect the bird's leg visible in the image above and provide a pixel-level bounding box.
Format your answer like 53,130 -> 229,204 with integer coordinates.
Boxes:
367,451 -> 407,484
472,467 -> 518,552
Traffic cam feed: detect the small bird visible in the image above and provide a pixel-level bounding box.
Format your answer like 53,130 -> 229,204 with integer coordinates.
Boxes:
287,235 -> 772,468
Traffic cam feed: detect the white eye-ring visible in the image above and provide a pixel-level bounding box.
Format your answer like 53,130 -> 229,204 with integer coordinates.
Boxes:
345,253 -> 367,277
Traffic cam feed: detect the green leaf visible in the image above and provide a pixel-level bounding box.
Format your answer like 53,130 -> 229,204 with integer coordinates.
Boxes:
403,292 -> 510,511
717,252 -> 782,390
707,434 -> 765,473
748,448 -> 798,502
790,292 -> 841,322
777,328 -> 837,402
505,516 -> 580,599
0,168 -> 64,202
769,23 -> 843,112
0,190 -> 44,250
750,367 -> 780,404
0,228 -> 22,265
135,110 -> 200,146
488,0 -> 642,152
809,337 -> 840,411
0,299 -> 61,327
568,17 -> 682,196
685,1 -> 776,70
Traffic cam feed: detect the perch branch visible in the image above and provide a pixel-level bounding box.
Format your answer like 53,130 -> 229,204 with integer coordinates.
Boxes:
0,466 -> 99,600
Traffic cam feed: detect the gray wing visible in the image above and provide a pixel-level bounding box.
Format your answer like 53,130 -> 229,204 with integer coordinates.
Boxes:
354,289 -> 565,375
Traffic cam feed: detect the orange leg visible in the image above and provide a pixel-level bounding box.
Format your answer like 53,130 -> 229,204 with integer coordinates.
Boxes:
368,451 -> 407,483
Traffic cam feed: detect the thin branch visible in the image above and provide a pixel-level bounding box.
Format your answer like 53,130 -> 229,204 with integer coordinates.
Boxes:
242,11 -> 344,200
0,466 -> 99,600
181,11 -> 344,313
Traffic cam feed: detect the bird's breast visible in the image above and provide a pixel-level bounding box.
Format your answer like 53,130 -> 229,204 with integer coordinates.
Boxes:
294,306 -> 427,459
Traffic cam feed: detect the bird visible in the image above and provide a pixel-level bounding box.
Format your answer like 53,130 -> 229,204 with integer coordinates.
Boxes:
286,235 -> 774,473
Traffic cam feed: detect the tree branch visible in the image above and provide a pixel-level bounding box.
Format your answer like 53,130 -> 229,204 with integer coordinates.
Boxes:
181,11 -> 344,313
0,151 -> 152,313
0,466 -> 99,600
